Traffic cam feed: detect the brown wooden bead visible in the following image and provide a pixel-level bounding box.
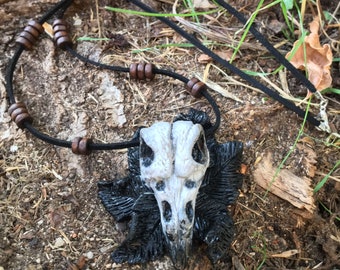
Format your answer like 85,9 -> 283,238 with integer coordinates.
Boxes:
27,20 -> 44,34
186,78 -> 207,98
129,63 -> 155,81
72,137 -> 92,155
144,63 -> 155,80
16,20 -> 43,50
16,36 -> 34,50
53,19 -> 72,50
137,63 -> 146,80
8,102 -> 33,128
129,63 -> 138,80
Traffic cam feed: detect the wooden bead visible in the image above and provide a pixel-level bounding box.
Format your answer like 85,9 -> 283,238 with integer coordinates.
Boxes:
137,63 -> 146,80
53,19 -> 72,50
144,63 -> 155,80
16,20 -> 44,50
8,102 -> 33,128
129,63 -> 155,80
186,78 -> 207,98
72,137 -> 92,155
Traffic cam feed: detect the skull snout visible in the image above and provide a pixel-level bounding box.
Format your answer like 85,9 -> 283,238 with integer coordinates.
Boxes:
162,200 -> 194,239
160,197 -> 195,268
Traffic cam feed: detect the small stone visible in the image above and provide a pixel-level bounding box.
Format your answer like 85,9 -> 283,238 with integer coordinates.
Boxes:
10,145 -> 18,152
53,237 -> 65,248
85,251 -> 94,259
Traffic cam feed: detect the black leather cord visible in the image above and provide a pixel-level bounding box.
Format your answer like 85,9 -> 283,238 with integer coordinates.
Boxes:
5,0 -> 221,152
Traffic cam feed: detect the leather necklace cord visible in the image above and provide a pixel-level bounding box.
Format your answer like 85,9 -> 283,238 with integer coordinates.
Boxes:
5,0 -> 221,154
128,0 -> 323,128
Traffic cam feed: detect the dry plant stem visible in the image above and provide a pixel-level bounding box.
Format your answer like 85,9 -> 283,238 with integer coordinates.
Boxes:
329,1 -> 340,24
315,171 -> 340,182
315,1 -> 340,50
194,64 -> 243,102
95,0 -> 101,38
209,64 -> 263,94
300,0 -> 307,24
171,0 -> 265,52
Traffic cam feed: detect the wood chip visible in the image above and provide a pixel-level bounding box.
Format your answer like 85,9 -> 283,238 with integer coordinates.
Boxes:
270,249 -> 299,258
253,152 -> 316,213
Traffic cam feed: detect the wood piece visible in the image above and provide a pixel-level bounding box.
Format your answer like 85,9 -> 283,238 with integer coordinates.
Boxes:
253,152 -> 316,213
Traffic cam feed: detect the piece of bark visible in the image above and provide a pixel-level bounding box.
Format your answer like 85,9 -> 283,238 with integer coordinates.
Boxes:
253,152 -> 316,213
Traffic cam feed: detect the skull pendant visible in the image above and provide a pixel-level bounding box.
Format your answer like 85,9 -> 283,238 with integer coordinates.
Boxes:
98,109 -> 243,268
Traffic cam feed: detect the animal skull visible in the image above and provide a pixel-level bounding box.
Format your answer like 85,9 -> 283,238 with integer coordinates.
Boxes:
139,120 -> 209,268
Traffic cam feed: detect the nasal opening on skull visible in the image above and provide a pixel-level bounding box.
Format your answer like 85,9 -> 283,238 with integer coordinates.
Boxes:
140,138 -> 154,167
185,201 -> 194,222
191,133 -> 207,164
162,200 -> 172,222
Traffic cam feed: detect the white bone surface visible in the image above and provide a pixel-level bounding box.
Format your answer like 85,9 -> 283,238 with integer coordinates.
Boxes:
139,120 -> 210,257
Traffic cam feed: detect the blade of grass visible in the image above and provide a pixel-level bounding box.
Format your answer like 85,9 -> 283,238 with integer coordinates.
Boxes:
229,0 -> 284,63
318,201 -> 340,222
280,0 -> 295,36
182,0 -> 199,23
314,160 -> 340,193
321,88 -> 340,95
77,37 -> 110,41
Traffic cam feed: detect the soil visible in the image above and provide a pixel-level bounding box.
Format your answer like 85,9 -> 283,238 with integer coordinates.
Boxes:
0,0 -> 339,270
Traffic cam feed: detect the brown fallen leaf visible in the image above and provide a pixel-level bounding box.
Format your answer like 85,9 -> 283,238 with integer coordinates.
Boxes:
253,152 -> 316,213
197,54 -> 212,63
286,16 -> 333,94
215,49 -> 235,61
197,50 -> 235,64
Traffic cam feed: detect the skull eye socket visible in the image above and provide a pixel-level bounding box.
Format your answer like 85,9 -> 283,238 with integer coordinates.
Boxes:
140,138 -> 154,167
162,201 -> 172,222
186,201 -> 194,222
185,180 -> 196,189
156,181 -> 165,191
191,134 -> 206,164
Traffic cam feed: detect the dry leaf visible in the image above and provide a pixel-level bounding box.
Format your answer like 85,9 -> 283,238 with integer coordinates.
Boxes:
286,16 -> 333,93
193,0 -> 216,9
253,152 -> 316,213
197,54 -> 212,63
215,49 -> 235,61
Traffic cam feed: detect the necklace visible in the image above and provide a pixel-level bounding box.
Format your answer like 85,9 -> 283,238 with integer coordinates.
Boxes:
6,0 -> 221,154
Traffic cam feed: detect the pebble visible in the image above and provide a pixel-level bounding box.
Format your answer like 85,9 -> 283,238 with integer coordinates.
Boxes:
85,251 -> 94,259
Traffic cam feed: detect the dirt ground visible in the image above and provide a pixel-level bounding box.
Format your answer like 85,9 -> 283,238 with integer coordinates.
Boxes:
0,0 -> 339,269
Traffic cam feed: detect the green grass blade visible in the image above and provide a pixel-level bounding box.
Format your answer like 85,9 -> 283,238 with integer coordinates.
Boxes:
77,37 -> 110,41
314,160 -> 340,193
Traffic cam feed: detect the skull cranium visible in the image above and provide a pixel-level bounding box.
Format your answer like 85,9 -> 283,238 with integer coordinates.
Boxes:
139,120 -> 209,268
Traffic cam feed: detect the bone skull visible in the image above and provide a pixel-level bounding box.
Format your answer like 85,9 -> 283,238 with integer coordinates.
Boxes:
98,109 -> 243,268
139,121 -> 209,267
